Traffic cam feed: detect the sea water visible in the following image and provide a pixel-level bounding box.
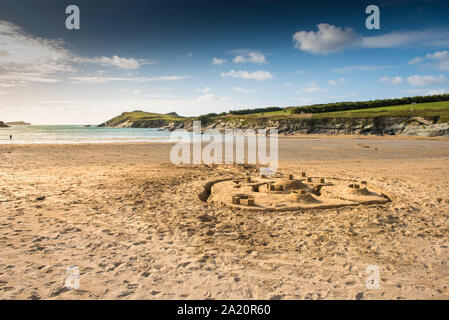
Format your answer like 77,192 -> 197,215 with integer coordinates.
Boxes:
0,125 -> 191,144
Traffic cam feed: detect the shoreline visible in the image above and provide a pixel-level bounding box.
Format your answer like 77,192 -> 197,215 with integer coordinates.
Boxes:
2,133 -> 449,146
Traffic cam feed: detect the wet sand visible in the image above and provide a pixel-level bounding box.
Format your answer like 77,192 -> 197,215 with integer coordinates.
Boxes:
0,137 -> 448,299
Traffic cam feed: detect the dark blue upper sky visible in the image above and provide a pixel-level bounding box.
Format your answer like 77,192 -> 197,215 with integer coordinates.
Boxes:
2,0 -> 447,55
1,0 -> 449,123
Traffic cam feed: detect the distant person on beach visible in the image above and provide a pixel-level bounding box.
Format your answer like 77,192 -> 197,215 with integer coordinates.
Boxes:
10,135 -> 12,140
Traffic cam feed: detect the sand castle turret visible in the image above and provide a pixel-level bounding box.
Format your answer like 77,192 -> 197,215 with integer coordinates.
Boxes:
289,190 -> 320,204
347,184 -> 372,196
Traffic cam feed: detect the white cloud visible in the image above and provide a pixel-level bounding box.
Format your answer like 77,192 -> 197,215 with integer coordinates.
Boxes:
379,76 -> 403,85
0,83 -> 15,88
328,78 -> 346,86
406,88 -> 448,96
409,57 -> 424,65
332,65 -> 394,74
293,23 -> 361,54
197,94 -> 227,101
403,88 -> 428,95
0,20 -> 152,88
69,75 -> 189,84
304,87 -> 328,93
176,52 -> 193,61
362,29 -> 449,48
196,86 -> 212,93
0,73 -> 61,85
293,23 -> 449,54
0,20 -> 74,87
296,97 -> 317,105
409,50 -> 449,71
233,87 -> 255,94
426,89 -> 447,96
283,82 -> 292,86
407,74 -> 447,87
211,57 -> 227,65
299,81 -> 328,93
427,51 -> 449,59
38,100 -> 78,105
132,89 -> 141,94
78,55 -> 152,70
329,93 -> 357,100
221,70 -> 273,81
233,52 -> 267,64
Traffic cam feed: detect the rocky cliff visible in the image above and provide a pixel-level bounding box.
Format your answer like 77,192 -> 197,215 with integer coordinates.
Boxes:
183,116 -> 449,137
0,121 -> 10,128
100,111 -> 449,137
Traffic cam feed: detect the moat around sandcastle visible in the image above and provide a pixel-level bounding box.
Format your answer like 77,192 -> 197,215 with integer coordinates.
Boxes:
205,172 -> 391,212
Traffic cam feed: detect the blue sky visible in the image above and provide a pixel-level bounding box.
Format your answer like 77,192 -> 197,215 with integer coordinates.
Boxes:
1,0 -> 449,124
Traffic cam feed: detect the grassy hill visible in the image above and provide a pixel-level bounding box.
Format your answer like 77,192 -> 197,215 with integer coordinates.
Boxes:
99,110 -> 187,128
107,110 -> 183,122
312,101 -> 449,122
5,121 -> 31,125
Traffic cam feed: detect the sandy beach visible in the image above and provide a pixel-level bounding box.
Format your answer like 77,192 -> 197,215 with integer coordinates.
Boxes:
1,137 -> 449,300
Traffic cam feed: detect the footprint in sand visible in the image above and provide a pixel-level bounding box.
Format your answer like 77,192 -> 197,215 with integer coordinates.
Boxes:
48,287 -> 70,298
117,291 -> 133,298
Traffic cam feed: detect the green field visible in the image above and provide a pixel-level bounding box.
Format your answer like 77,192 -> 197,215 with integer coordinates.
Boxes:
246,109 -> 294,116
215,101 -> 449,123
312,101 -> 449,122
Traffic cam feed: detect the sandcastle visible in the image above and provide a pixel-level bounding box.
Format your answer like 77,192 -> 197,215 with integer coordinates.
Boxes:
204,171 -> 390,212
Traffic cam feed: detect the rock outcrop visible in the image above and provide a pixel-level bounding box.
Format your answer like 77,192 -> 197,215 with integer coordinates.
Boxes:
0,121 -> 10,128
182,116 -> 449,137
